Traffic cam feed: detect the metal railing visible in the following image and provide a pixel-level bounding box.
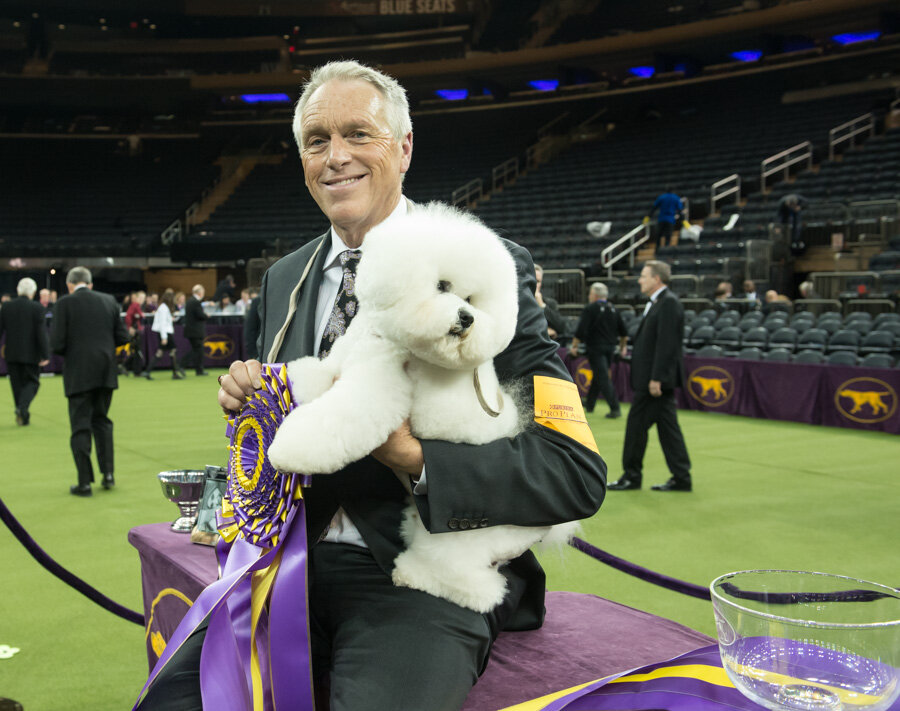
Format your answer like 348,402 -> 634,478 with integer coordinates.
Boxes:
809,271 -> 878,300
451,178 -> 482,208
542,269 -> 586,305
600,222 -> 650,277
792,299 -> 842,317
744,240 -> 772,281
828,113 -> 874,160
160,219 -> 182,246
760,141 -> 812,191
492,157 -> 519,192
848,199 -> 900,243
537,112 -> 570,139
710,174 -> 741,214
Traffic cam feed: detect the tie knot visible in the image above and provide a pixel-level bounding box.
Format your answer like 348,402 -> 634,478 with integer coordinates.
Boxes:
339,250 -> 361,273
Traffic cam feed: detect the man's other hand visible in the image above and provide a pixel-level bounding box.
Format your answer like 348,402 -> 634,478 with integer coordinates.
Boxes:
218,359 -> 262,413
649,379 -> 662,397
372,419 -> 424,480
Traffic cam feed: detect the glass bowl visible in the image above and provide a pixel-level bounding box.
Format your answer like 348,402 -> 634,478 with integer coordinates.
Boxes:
158,469 -> 206,533
711,570 -> 900,711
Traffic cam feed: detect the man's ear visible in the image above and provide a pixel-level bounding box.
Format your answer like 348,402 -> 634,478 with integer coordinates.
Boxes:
399,132 -> 413,174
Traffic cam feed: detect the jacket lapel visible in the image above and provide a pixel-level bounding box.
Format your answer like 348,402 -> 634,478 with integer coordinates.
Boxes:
280,233 -> 331,359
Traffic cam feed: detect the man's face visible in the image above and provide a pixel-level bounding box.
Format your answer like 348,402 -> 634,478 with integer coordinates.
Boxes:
300,79 -> 412,243
534,269 -> 543,290
638,266 -> 661,296
39,290 -> 50,305
196,288 -> 205,300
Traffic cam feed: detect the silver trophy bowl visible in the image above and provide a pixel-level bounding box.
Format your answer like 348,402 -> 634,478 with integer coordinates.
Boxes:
158,470 -> 207,533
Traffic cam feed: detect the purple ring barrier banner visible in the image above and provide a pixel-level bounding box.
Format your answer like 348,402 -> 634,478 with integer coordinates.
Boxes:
0,323 -> 244,375
561,351 -> 899,435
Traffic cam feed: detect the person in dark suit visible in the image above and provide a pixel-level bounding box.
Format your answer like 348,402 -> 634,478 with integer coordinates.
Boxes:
609,260 -> 692,492
0,277 -> 50,425
568,282 -> 627,418
242,288 -> 261,361
50,267 -> 128,496
178,284 -> 209,376
140,60 -> 607,711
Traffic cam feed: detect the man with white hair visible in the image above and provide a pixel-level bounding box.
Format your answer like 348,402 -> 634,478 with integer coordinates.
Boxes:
0,277 -> 50,425
569,282 -> 627,418
141,60 -> 606,711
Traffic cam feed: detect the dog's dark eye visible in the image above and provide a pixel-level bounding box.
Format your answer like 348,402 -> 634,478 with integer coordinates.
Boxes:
465,296 -> 472,303
437,280 -> 451,293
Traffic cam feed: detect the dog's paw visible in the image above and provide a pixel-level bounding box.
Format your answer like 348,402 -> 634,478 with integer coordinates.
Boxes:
286,357 -> 337,405
267,406 -> 352,474
391,551 -> 508,613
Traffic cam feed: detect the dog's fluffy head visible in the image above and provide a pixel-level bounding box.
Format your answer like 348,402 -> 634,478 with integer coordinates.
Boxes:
356,202 -> 518,369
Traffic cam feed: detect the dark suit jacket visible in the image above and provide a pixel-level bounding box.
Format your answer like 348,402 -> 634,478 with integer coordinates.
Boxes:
0,296 -> 49,364
50,287 -> 128,397
257,228 -> 607,631
243,296 -> 261,360
183,296 -> 208,339
630,287 -> 685,392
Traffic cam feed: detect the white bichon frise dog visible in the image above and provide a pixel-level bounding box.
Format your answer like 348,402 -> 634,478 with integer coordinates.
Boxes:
267,202 -> 576,613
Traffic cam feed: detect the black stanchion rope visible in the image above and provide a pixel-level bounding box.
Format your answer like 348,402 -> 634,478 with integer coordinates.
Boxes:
0,496 -> 144,626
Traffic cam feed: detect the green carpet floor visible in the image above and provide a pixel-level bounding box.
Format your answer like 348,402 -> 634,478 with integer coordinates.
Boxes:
0,371 -> 896,710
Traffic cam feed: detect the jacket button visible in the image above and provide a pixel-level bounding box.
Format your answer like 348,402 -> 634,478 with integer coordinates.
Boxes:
479,518 -> 489,528
459,518 -> 470,530
448,518 -> 459,530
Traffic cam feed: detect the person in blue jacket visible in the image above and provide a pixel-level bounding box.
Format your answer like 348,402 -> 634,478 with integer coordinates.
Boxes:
645,187 -> 684,249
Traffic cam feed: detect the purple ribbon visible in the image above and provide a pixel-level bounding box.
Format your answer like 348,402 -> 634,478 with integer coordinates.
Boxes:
133,364 -> 315,711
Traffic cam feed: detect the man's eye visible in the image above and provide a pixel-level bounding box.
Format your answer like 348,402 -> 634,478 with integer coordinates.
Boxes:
437,280 -> 451,293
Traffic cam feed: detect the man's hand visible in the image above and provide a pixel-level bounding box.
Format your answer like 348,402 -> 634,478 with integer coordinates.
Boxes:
218,359 -> 262,413
619,345 -> 628,359
649,379 -> 662,397
38,359 -> 50,367
372,419 -> 424,480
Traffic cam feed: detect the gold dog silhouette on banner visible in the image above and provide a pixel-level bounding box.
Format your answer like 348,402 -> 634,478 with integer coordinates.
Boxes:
835,377 -> 897,424
687,366 -> 734,407
203,335 -> 234,359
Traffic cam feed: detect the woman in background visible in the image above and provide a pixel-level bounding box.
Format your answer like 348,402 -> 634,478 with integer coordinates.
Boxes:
143,289 -> 185,380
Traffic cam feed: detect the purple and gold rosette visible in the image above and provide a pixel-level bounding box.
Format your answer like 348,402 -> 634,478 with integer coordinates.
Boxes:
134,363 -> 314,711
219,362 -> 311,549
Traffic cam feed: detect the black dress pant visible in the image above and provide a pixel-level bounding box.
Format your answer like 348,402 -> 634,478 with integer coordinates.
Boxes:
179,337 -> 205,374
7,362 -> 40,417
622,389 -> 691,485
137,542 -> 518,711
67,387 -> 114,487
585,348 -> 619,414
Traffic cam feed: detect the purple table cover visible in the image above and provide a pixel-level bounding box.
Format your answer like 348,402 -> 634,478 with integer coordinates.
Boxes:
129,523 -> 713,711
563,353 -> 900,435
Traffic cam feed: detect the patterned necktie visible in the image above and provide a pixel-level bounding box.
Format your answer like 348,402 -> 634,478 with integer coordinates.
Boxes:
318,249 -> 362,359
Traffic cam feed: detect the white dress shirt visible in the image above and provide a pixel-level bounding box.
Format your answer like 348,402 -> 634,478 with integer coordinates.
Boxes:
151,303 -> 174,338
642,285 -> 667,317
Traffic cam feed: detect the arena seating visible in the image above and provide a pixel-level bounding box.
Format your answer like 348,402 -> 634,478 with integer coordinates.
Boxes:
0,138 -> 218,257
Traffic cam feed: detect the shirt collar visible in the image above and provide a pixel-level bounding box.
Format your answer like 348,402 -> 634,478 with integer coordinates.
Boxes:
323,197 -> 408,271
649,285 -> 667,303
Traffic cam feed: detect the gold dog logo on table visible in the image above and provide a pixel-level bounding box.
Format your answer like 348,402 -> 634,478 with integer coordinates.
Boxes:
687,365 -> 735,407
835,377 -> 897,424
203,334 -> 234,359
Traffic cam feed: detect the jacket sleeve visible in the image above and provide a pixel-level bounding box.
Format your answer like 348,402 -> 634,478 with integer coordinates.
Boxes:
112,299 -> 129,347
415,243 -> 607,533
50,301 -> 67,355
34,304 -> 50,360
650,296 -> 679,385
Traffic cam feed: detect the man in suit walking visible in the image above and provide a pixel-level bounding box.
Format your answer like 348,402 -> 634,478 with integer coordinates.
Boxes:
609,260 -> 692,492
50,267 -> 128,496
139,60 -> 607,711
569,282 -> 627,418
178,284 -> 208,376
0,277 -> 50,425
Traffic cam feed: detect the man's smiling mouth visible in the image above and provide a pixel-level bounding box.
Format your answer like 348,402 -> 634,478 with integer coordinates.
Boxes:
326,176 -> 364,186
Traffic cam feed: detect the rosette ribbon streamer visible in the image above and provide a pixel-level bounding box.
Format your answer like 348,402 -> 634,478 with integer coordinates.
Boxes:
133,364 -> 315,711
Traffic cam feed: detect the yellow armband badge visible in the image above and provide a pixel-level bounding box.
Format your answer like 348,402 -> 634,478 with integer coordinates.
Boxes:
533,376 -> 599,454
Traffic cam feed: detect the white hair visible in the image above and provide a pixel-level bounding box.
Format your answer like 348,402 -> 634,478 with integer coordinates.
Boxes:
292,60 -> 412,148
17,277 -> 38,298
66,266 -> 92,285
590,282 -> 608,299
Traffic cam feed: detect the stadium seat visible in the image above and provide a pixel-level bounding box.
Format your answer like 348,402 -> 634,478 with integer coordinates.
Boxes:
742,327 -> 768,349
796,328 -> 828,352
827,329 -> 861,353
713,315 -> 738,330
859,330 -> 894,355
698,309 -> 718,321
844,312 -> 873,324
696,345 -> 725,358
873,313 -> 900,329
739,314 -> 763,331
793,350 -> 825,365
860,353 -> 895,369
768,327 -> 798,352
764,348 -> 792,362
712,326 -> 742,352
736,346 -> 763,360
789,312 -> 815,326
827,351 -> 859,367
683,309 -> 696,324
816,319 -> 843,337
689,325 -> 716,350
763,316 -> 789,332
844,320 -> 872,336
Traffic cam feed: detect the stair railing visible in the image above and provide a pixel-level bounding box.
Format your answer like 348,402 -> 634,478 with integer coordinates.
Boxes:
451,178 -> 483,208
600,222 -> 650,277
760,141 -> 812,192
710,174 -> 741,214
828,113 -> 874,160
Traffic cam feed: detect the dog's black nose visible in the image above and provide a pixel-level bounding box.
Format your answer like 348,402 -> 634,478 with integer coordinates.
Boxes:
458,309 -> 474,330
